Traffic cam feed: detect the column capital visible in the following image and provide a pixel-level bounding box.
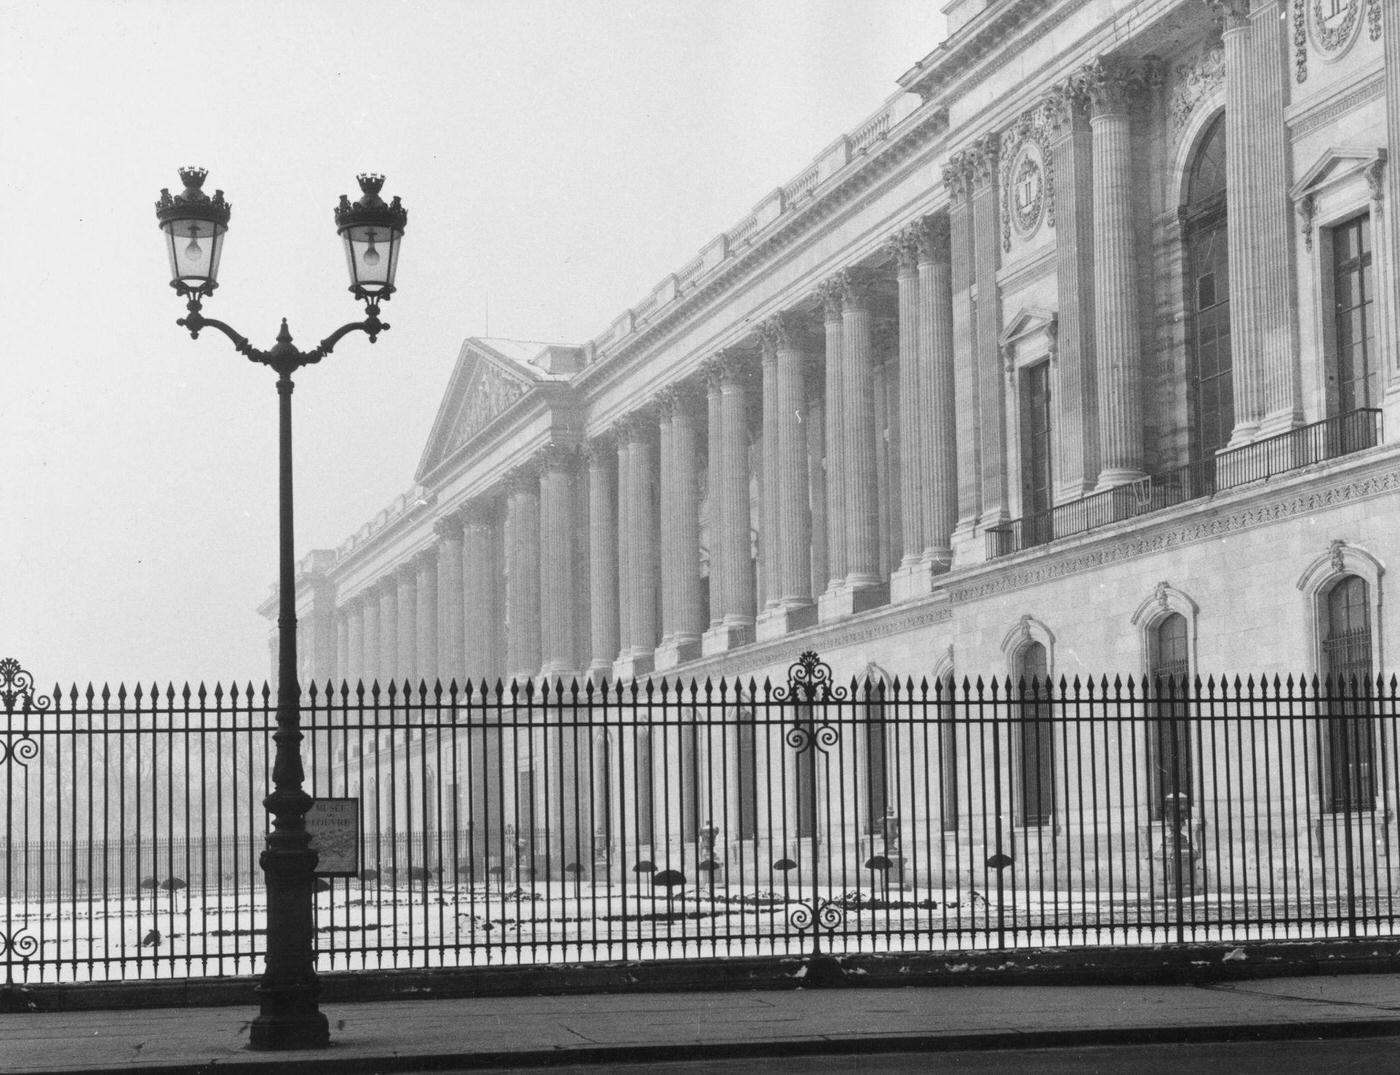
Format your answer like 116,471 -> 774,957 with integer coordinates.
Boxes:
1077,56 -> 1163,116
965,133 -> 1000,192
890,225 -> 921,276
613,408 -> 656,444
413,546 -> 438,571
702,348 -> 754,390
838,267 -> 880,312
655,380 -> 706,417
534,439 -> 579,474
942,151 -> 971,204
461,495 -> 501,526
433,512 -> 464,540
817,275 -> 846,322
1203,0 -> 1252,31
1038,80 -> 1087,137
503,462 -> 540,495
759,310 -> 804,356
395,561 -> 417,585
916,214 -> 951,265
580,431 -> 615,467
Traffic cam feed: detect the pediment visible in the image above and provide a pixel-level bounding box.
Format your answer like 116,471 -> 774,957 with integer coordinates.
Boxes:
414,339 -> 540,480
998,306 -> 1058,365
1290,146 -> 1386,200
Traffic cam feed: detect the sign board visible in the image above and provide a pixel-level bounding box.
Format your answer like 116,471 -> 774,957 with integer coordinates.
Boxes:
306,797 -> 360,877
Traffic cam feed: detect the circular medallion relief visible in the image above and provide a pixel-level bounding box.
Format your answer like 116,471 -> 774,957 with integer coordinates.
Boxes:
1010,147 -> 1045,238
1308,0 -> 1363,59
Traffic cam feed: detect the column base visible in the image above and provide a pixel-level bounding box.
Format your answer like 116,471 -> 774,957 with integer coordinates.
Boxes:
701,622 -> 753,656
1093,468 -> 1147,493
654,636 -> 702,671
586,660 -> 615,685
539,660 -> 581,683
755,602 -> 817,641
817,581 -> 889,621
612,650 -> 654,681
1256,408 -> 1304,441
889,560 -> 935,604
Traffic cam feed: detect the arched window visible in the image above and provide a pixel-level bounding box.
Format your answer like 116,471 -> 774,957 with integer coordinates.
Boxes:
1322,575 -> 1376,812
1017,641 -> 1055,826
1183,114 -> 1232,465
1149,613 -> 1192,820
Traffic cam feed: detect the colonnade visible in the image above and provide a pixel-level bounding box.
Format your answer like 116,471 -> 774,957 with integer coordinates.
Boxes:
316,37 -> 1315,688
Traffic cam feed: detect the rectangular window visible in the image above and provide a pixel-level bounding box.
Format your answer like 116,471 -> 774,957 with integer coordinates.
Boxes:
1331,214 -> 1376,421
1322,577 -> 1376,812
1019,362 -> 1053,547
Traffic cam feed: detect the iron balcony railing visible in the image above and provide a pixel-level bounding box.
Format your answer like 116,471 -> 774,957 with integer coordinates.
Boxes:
4,654 -> 1400,985
988,408 -> 1383,559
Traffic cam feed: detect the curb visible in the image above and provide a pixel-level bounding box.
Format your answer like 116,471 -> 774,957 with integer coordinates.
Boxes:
16,1017 -> 1400,1075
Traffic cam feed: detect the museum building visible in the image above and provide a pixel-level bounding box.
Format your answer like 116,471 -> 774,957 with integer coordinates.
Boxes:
264,0 -> 1400,716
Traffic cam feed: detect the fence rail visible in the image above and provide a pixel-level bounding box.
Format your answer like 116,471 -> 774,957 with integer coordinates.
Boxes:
4,655 -> 1400,984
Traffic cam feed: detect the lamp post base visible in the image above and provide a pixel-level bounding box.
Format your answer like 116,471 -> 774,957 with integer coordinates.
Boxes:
249,1006 -> 330,1051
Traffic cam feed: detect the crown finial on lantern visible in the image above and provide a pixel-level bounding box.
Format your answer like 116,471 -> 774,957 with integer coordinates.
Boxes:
356,173 -> 385,198
179,166 -> 209,191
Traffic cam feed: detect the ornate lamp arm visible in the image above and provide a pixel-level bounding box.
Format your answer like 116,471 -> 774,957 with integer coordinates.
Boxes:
176,295 -> 390,376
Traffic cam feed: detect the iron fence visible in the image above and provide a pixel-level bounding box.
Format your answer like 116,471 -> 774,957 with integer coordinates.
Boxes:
4,654 -> 1400,984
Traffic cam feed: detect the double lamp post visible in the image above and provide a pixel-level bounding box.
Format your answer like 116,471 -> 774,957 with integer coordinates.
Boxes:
154,167 -> 406,1050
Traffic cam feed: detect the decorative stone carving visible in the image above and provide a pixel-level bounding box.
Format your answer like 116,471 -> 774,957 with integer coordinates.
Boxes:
1308,0 -> 1363,57
760,311 -> 801,354
503,461 -> 539,494
1204,0 -> 1253,32
965,134 -> 1000,191
1154,580 -> 1171,610
890,226 -> 921,275
1330,538 -> 1347,574
999,110 -> 1055,250
1294,0 -> 1310,83
535,440 -> 578,473
914,214 -> 950,265
817,276 -> 846,321
838,268 -> 880,311
1170,45 -> 1225,134
579,431 -> 614,467
1298,192 -> 1318,251
450,362 -> 529,452
613,409 -> 652,444
1365,157 -> 1386,216
1077,57 -> 1157,116
1369,0 -> 1382,40
941,151 -> 971,203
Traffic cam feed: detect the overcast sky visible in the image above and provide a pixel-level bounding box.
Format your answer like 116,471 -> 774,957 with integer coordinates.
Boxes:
1,0 -> 945,690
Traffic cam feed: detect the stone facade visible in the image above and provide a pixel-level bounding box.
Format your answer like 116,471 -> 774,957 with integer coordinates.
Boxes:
261,1 -> 1399,880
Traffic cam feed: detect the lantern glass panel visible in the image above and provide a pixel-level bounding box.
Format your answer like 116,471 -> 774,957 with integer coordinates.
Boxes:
341,223 -> 401,296
162,217 -> 225,289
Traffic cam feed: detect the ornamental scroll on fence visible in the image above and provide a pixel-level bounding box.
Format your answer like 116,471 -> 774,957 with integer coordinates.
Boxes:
3,652 -> 1400,985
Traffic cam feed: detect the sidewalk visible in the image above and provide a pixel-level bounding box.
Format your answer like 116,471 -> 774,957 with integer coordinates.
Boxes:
6,974 -> 1400,1073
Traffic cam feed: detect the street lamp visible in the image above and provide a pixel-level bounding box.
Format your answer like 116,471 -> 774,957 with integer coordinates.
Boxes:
154,166 -> 406,1051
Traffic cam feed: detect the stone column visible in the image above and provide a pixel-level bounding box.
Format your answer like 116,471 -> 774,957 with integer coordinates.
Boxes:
1210,1 -> 1299,440
759,341 -> 780,613
504,465 -> 542,682
816,277 -> 847,619
378,577 -> 398,687
805,380 -> 828,597
415,550 -> 438,688
462,499 -> 502,685
1043,84 -> 1100,498
921,216 -> 958,571
538,442 -> 580,680
969,135 -> 1008,524
1080,57 -> 1151,487
584,436 -> 620,678
396,563 -> 418,689
891,224 -> 928,598
346,597 -> 364,686
944,156 -> 982,554
656,386 -> 704,668
435,515 -> 465,684
615,412 -> 658,677
703,351 -> 756,653
360,588 -> 380,686
756,312 -> 816,639
838,269 -> 887,611
332,611 -> 346,687
1385,0 -> 1400,401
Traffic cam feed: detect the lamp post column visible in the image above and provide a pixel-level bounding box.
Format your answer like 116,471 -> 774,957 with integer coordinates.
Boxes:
251,368 -> 329,1050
